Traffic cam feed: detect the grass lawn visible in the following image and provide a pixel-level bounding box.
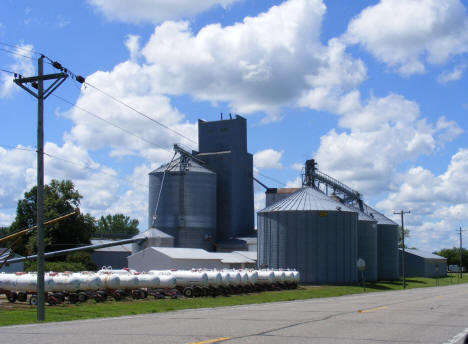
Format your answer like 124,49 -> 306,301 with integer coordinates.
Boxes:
0,273 -> 466,326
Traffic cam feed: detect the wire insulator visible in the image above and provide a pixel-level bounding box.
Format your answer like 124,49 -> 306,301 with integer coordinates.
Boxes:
75,75 -> 85,84
52,61 -> 63,70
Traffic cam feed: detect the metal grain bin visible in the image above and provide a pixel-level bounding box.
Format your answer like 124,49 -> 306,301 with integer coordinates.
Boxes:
355,209 -> 378,282
258,187 -> 358,284
364,204 -> 399,280
148,158 -> 217,251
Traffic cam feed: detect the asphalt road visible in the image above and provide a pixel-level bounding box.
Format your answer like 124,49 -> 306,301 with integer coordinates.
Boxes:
1,283 -> 468,344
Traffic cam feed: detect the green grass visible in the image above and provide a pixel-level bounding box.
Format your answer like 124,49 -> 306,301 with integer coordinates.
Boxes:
1,273 -> 466,326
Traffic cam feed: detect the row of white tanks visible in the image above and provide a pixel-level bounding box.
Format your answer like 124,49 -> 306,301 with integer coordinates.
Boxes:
0,268 -> 299,304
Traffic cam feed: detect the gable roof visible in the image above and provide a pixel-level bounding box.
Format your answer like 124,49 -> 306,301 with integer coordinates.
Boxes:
150,247 -> 219,260
400,248 -> 446,260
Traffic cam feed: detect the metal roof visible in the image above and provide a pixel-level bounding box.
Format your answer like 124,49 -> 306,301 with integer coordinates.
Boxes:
234,251 -> 257,261
133,227 -> 173,239
90,240 -> 133,253
400,248 -> 447,260
352,207 -> 378,222
362,204 -> 398,225
150,247 -> 220,260
0,248 -> 22,261
235,237 -> 257,245
215,252 -> 255,264
259,187 -> 358,213
150,157 -> 215,174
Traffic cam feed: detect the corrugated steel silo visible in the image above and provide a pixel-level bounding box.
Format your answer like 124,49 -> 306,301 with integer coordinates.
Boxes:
148,158 -> 216,251
258,187 -> 358,284
355,209 -> 378,282
364,204 -> 399,280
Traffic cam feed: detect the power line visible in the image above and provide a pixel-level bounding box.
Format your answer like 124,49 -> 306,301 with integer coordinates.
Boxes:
0,144 -> 150,190
3,45 -> 197,148
257,172 -> 286,187
84,82 -> 197,147
0,42 -> 42,56
0,68 -> 16,75
52,94 -> 173,153
0,47 -> 36,61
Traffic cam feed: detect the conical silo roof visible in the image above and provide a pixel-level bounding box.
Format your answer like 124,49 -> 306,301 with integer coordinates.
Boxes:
258,187 -> 357,213
150,157 -> 214,174
362,203 -> 398,225
354,207 -> 378,222
132,227 -> 174,239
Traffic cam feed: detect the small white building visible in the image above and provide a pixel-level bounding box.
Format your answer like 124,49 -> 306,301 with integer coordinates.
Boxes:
128,247 -> 258,271
128,247 -> 224,271
215,252 -> 256,269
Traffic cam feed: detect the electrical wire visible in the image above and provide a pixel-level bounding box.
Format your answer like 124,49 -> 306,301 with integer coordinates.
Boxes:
83,82 -> 197,147
257,172 -> 286,187
1,44 -> 197,149
52,94 -> 173,154
0,42 -> 42,56
0,144 -> 150,190
0,47 -> 36,61
0,68 -> 16,75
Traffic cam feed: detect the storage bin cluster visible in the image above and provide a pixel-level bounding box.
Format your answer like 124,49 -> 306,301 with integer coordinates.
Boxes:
0,268 -> 299,305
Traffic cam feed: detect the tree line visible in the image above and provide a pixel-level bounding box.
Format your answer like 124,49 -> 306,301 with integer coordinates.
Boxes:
1,179 -> 140,271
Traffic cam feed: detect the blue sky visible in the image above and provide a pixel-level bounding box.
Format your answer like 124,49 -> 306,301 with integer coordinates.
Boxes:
0,0 -> 467,252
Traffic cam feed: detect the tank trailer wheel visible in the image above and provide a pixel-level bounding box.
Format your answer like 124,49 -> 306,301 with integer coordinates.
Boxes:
17,292 -> 27,302
183,287 -> 193,298
192,286 -> 202,297
47,295 -> 57,306
68,293 -> 79,304
78,292 -> 88,303
7,292 -> 17,303
29,295 -> 38,306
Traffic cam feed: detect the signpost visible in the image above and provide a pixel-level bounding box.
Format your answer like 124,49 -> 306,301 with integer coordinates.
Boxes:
356,258 -> 366,292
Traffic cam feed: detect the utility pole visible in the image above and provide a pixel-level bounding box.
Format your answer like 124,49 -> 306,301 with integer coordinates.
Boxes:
456,227 -> 465,280
394,210 -> 410,289
14,56 -> 67,321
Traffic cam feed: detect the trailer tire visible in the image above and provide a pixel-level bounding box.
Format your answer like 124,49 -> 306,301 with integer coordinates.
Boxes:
69,293 -> 79,304
193,286 -> 202,297
78,292 -> 87,303
7,292 -> 17,303
183,287 -> 193,298
17,292 -> 27,302
29,295 -> 38,305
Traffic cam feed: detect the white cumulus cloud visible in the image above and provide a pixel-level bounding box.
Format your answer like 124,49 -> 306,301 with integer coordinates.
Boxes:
254,149 -> 283,170
88,0 -> 242,24
375,149 -> 468,251
0,44 -> 35,98
344,0 -> 468,75
138,0 -> 365,119
314,93 -> 462,196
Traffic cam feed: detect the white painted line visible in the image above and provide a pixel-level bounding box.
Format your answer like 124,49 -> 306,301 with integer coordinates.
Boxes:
443,327 -> 468,344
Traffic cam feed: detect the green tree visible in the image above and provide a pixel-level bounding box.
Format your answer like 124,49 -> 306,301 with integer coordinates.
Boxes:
94,214 -> 139,239
398,226 -> 410,248
434,247 -> 468,269
8,179 -> 95,256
